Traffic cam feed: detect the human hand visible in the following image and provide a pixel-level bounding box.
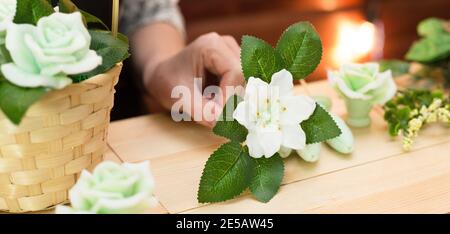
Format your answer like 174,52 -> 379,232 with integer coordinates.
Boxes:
143,32 -> 245,127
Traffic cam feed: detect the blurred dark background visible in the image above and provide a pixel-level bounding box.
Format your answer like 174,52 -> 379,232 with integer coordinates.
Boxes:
72,0 -> 450,121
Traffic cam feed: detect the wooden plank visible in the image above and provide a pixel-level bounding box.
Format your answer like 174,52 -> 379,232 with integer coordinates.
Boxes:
183,143 -> 450,214
108,114 -> 226,162
108,81 -> 450,213
142,112 -> 450,213
305,171 -> 450,214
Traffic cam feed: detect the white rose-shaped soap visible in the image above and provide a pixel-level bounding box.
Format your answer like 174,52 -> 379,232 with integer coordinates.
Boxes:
56,161 -> 157,214
328,63 -> 397,127
1,12 -> 102,89
0,0 -> 16,42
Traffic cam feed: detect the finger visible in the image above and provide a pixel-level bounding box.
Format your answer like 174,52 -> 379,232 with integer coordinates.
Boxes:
221,35 -> 241,58
196,33 -> 244,102
196,33 -> 240,77
219,69 -> 246,103
188,86 -> 223,128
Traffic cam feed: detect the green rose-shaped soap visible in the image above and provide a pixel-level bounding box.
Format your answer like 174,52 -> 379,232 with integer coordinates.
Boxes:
56,161 -> 157,214
1,12 -> 102,89
328,63 -> 396,103
328,63 -> 397,127
0,0 -> 16,43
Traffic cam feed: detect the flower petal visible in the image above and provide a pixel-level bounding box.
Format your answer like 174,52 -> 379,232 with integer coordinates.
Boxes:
258,130 -> 282,158
245,77 -> 270,110
281,125 -> 307,150
0,0 -> 16,32
90,192 -> 154,214
123,161 -> 155,193
270,69 -> 293,96
246,132 -> 265,158
5,23 -> 40,74
1,63 -> 72,89
40,50 -> 102,76
328,70 -> 371,100
233,101 -> 250,128
280,95 -> 316,125
25,34 -> 77,65
366,70 -> 397,104
358,70 -> 390,93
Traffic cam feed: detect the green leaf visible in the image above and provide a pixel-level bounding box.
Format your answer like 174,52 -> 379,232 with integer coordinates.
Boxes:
58,0 -> 77,13
213,95 -> 248,142
379,60 -> 411,77
70,30 -> 130,83
301,104 -> 342,144
0,44 -> 12,65
406,35 -> 450,63
58,0 -> 109,30
418,18 -> 447,37
240,35 -> 284,82
198,142 -> 254,203
0,81 -> 48,125
80,10 -> 110,30
276,22 -> 322,80
14,0 -> 54,25
249,154 -> 284,203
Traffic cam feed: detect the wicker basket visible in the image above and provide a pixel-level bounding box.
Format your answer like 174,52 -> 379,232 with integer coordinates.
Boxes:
0,63 -> 122,213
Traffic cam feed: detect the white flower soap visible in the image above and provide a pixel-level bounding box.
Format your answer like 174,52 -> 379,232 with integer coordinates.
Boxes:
1,12 -> 102,89
56,161 -> 157,214
0,0 -> 16,41
233,69 -> 316,158
328,63 -> 397,127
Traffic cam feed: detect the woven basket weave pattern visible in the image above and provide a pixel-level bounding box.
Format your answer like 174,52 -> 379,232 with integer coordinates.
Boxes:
0,64 -> 122,213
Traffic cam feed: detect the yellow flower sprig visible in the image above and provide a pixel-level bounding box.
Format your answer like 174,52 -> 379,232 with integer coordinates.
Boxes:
384,89 -> 450,151
402,99 -> 450,150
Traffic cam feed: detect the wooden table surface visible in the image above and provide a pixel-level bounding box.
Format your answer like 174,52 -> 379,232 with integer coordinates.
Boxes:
27,80 -> 450,214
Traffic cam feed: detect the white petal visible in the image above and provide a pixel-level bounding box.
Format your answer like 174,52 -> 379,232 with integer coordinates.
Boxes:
280,95 -> 316,125
40,50 -> 102,76
41,33 -> 88,57
245,77 -> 270,110
123,161 -> 155,193
0,0 -> 16,32
5,23 -> 40,73
1,63 -> 72,89
358,70 -> 391,93
281,125 -> 307,150
328,70 -> 370,100
246,77 -> 269,93
342,63 -> 379,77
366,70 -> 397,104
379,73 -> 397,104
25,34 -> 77,65
270,69 -> 293,96
38,12 -> 90,40
91,192 -> 153,214
258,130 -> 282,158
233,101 -> 250,128
246,132 -> 264,158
